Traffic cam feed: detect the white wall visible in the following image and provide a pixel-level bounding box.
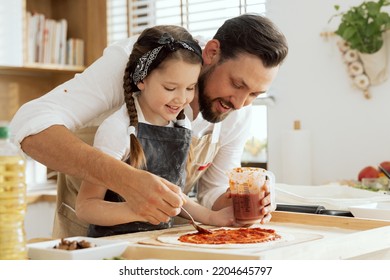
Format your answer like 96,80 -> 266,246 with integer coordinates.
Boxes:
266,0 -> 390,185
0,0 -> 23,66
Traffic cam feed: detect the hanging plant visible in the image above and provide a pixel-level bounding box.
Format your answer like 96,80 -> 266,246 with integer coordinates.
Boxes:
329,0 -> 390,97
331,0 -> 390,54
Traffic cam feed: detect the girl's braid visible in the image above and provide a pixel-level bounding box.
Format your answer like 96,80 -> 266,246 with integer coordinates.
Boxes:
123,60 -> 146,169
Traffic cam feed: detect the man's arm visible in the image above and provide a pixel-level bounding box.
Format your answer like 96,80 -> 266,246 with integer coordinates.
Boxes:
21,125 -> 183,223
10,37 -> 183,223
197,106 -> 276,223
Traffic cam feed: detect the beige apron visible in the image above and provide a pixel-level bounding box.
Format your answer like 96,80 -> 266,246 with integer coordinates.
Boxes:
184,123 -> 221,194
52,123 -> 221,238
52,126 -> 97,238
173,123 -> 221,225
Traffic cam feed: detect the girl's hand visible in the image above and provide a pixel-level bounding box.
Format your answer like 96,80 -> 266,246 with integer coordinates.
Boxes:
208,206 -> 235,227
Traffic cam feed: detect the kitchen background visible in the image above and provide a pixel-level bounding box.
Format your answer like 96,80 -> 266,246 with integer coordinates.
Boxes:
1,0 -> 390,238
267,0 -> 390,185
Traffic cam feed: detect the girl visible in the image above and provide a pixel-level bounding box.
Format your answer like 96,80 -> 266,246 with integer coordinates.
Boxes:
75,25 -> 235,237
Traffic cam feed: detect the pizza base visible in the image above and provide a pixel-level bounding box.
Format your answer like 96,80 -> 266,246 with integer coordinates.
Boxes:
157,227 -> 295,249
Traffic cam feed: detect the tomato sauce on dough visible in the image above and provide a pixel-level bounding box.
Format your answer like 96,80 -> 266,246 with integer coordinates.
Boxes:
178,228 -> 281,245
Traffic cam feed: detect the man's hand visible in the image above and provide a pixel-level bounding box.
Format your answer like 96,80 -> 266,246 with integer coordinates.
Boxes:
212,185 -> 275,225
120,169 -> 185,224
258,190 -> 274,224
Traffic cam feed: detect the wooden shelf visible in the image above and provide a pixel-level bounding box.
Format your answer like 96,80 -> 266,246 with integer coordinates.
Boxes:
0,0 -> 107,121
0,64 -> 84,76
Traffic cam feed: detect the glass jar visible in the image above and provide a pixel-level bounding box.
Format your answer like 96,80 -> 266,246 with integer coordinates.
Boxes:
0,123 -> 27,260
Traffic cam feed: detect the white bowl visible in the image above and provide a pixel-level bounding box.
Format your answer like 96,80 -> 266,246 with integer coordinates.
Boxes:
27,236 -> 129,260
348,202 -> 390,221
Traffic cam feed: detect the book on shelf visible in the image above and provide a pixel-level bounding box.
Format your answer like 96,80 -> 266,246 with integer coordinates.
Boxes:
26,11 -> 37,64
25,12 -> 84,68
66,38 -> 85,66
58,19 -> 68,65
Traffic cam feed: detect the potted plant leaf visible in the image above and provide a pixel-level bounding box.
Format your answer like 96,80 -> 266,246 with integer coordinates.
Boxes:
330,0 -> 390,87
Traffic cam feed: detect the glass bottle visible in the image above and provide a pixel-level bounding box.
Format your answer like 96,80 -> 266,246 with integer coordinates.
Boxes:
0,122 -> 27,259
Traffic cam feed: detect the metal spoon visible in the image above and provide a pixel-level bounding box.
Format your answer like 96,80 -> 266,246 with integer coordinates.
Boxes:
181,207 -> 212,234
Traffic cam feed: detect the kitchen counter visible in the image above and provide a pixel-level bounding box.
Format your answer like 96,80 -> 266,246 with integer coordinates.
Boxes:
23,182 -> 390,259
102,212 -> 390,260
25,181 -> 57,239
27,181 -> 57,205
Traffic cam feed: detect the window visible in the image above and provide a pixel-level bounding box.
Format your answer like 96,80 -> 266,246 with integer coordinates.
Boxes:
107,0 -> 266,44
107,0 -> 269,166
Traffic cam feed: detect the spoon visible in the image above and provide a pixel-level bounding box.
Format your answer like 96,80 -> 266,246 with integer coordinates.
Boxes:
181,207 -> 212,234
378,165 -> 390,180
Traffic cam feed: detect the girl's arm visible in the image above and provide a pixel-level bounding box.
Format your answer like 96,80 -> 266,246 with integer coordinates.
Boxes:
75,180 -> 145,226
180,195 -> 235,227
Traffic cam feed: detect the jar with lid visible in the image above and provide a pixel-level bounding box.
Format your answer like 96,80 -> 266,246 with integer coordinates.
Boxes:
0,122 -> 27,259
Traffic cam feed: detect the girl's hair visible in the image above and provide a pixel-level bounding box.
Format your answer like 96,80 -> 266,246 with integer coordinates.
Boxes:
123,25 -> 202,170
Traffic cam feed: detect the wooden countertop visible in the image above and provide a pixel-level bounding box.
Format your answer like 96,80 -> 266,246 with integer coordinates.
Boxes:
27,180 -> 57,204
103,212 -> 390,260
25,212 -> 390,260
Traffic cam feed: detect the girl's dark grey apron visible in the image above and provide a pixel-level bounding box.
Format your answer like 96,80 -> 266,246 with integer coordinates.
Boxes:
88,122 -> 191,237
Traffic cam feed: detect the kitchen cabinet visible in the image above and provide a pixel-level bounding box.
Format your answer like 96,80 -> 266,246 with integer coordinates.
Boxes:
0,0 -> 107,122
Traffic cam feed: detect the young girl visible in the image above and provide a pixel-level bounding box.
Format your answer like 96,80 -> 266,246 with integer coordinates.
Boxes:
75,25 -> 235,237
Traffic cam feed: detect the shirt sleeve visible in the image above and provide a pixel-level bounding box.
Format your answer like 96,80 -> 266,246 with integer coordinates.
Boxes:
196,105 -> 253,209
9,37 -> 138,148
93,105 -> 130,161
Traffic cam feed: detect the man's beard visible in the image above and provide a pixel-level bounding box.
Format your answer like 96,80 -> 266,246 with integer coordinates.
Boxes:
197,66 -> 232,123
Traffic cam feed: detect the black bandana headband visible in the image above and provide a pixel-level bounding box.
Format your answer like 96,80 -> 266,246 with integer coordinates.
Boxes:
131,33 -> 203,85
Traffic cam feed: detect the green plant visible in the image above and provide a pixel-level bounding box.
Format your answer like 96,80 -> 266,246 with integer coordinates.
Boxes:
330,0 -> 390,53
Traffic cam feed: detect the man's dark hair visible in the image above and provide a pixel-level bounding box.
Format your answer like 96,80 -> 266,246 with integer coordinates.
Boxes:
213,14 -> 288,67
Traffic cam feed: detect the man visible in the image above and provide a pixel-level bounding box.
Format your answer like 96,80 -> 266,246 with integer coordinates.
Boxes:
10,14 -> 288,237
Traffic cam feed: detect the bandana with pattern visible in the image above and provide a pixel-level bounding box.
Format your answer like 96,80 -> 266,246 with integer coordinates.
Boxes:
131,33 -> 203,85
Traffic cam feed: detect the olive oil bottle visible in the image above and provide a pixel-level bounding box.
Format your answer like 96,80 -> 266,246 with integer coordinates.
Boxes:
0,122 -> 27,259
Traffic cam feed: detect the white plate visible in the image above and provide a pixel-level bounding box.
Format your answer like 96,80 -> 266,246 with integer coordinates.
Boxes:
276,183 -> 390,210
27,236 -> 129,260
348,202 -> 390,221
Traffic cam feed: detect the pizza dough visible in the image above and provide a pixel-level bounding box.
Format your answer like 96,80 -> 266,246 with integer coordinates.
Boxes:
157,227 -> 295,249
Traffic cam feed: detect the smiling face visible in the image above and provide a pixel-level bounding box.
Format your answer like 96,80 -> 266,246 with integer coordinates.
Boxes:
195,40 -> 280,123
137,58 -> 201,126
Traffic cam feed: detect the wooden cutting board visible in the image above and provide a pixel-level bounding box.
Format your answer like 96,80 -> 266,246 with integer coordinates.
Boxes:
104,212 -> 390,260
